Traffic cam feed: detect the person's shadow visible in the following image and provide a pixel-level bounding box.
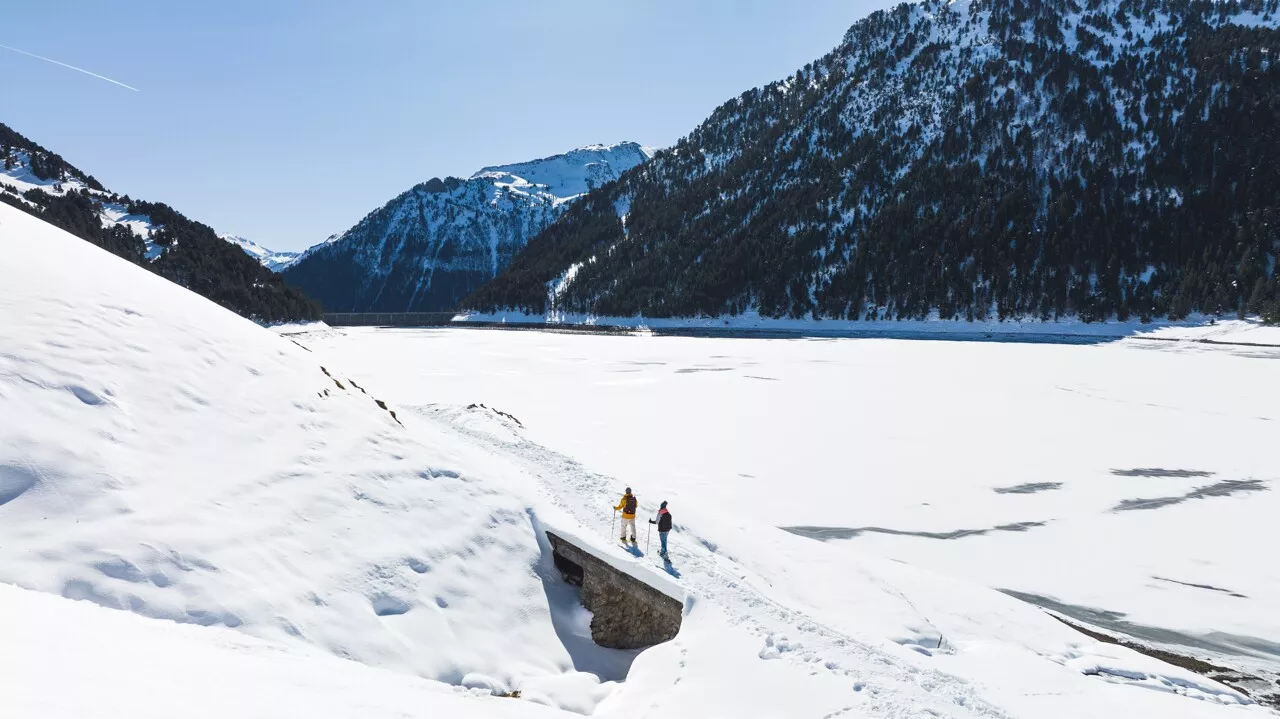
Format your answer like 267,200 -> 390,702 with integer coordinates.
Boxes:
620,543 -> 643,558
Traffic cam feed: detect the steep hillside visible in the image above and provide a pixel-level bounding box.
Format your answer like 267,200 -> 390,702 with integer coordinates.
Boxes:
283,143 -> 652,312
466,0 -> 1280,324
0,201 -> 631,713
0,122 -> 319,322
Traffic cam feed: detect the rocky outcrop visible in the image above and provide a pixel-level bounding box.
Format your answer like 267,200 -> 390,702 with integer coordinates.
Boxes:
546,532 -> 681,649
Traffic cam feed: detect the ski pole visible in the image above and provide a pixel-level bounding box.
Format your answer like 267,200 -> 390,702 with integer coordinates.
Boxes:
646,520 -> 652,553
611,509 -> 617,540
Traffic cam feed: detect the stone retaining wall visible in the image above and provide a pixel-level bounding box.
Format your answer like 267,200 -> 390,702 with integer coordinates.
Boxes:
546,532 -> 682,649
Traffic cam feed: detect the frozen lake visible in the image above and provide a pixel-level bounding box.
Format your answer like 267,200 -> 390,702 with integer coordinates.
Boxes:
307,325 -> 1280,685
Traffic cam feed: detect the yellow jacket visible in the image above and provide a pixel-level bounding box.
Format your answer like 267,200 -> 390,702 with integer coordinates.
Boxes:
614,493 -> 636,519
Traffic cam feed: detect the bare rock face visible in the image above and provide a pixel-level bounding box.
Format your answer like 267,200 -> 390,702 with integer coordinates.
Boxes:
547,532 -> 681,649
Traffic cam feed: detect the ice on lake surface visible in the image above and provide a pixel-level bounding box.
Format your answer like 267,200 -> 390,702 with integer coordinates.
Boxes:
309,324 -> 1280,690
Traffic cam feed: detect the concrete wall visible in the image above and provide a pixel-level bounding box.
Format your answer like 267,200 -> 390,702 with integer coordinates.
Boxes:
546,532 -> 682,650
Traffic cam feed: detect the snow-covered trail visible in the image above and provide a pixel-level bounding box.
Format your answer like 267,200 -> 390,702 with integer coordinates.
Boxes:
411,402 -> 1254,718
417,404 -> 1011,718
303,324 -> 1280,699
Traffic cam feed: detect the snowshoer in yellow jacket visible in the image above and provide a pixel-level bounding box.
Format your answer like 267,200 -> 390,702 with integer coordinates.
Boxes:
615,487 -> 638,543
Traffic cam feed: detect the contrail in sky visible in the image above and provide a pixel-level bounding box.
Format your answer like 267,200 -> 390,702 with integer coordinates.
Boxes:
0,43 -> 139,92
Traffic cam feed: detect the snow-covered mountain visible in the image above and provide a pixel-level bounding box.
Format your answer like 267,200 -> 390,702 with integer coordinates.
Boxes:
220,233 -> 300,272
0,122 -> 319,322
283,142 -> 654,312
3,200 -> 1262,717
467,0 -> 1280,324
474,143 -> 656,200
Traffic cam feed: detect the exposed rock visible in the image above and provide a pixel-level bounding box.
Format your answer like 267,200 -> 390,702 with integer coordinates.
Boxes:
547,531 -> 681,649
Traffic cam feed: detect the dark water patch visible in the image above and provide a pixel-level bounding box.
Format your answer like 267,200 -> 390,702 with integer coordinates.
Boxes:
1000,589 -> 1280,707
1153,576 -> 1247,598
1111,478 -> 1267,512
1111,468 -> 1215,478
993,481 -> 1064,494
1000,589 -> 1280,660
389,319 -> 1280,347
674,367 -> 734,374
617,326 -> 1121,344
782,520 -> 1046,542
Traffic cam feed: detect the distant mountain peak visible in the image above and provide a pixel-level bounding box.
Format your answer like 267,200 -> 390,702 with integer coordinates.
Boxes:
218,234 -> 301,273
471,141 -> 655,201
283,141 -> 654,312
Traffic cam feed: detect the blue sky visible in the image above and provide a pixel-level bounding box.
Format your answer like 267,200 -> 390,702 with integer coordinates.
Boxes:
3,1 -> 891,250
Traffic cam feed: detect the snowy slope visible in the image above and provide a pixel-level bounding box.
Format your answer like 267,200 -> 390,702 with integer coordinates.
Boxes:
0,583 -> 566,719
0,202 -> 629,712
283,142 -> 654,312
0,148 -> 162,257
1,202 -> 1268,717
220,233 -> 300,272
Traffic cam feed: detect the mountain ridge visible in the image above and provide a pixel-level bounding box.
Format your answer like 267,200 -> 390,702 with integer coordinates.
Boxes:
282,141 -> 653,312
465,0 -> 1280,325
0,122 -> 320,322
219,233 -> 301,273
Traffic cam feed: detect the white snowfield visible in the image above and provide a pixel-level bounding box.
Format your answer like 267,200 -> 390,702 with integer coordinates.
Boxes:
0,201 -> 1270,718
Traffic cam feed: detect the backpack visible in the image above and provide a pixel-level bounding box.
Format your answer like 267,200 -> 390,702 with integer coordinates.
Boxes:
623,494 -> 637,514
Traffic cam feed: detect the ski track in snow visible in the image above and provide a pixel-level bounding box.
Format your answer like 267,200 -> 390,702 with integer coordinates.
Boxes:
419,405 -> 1013,718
